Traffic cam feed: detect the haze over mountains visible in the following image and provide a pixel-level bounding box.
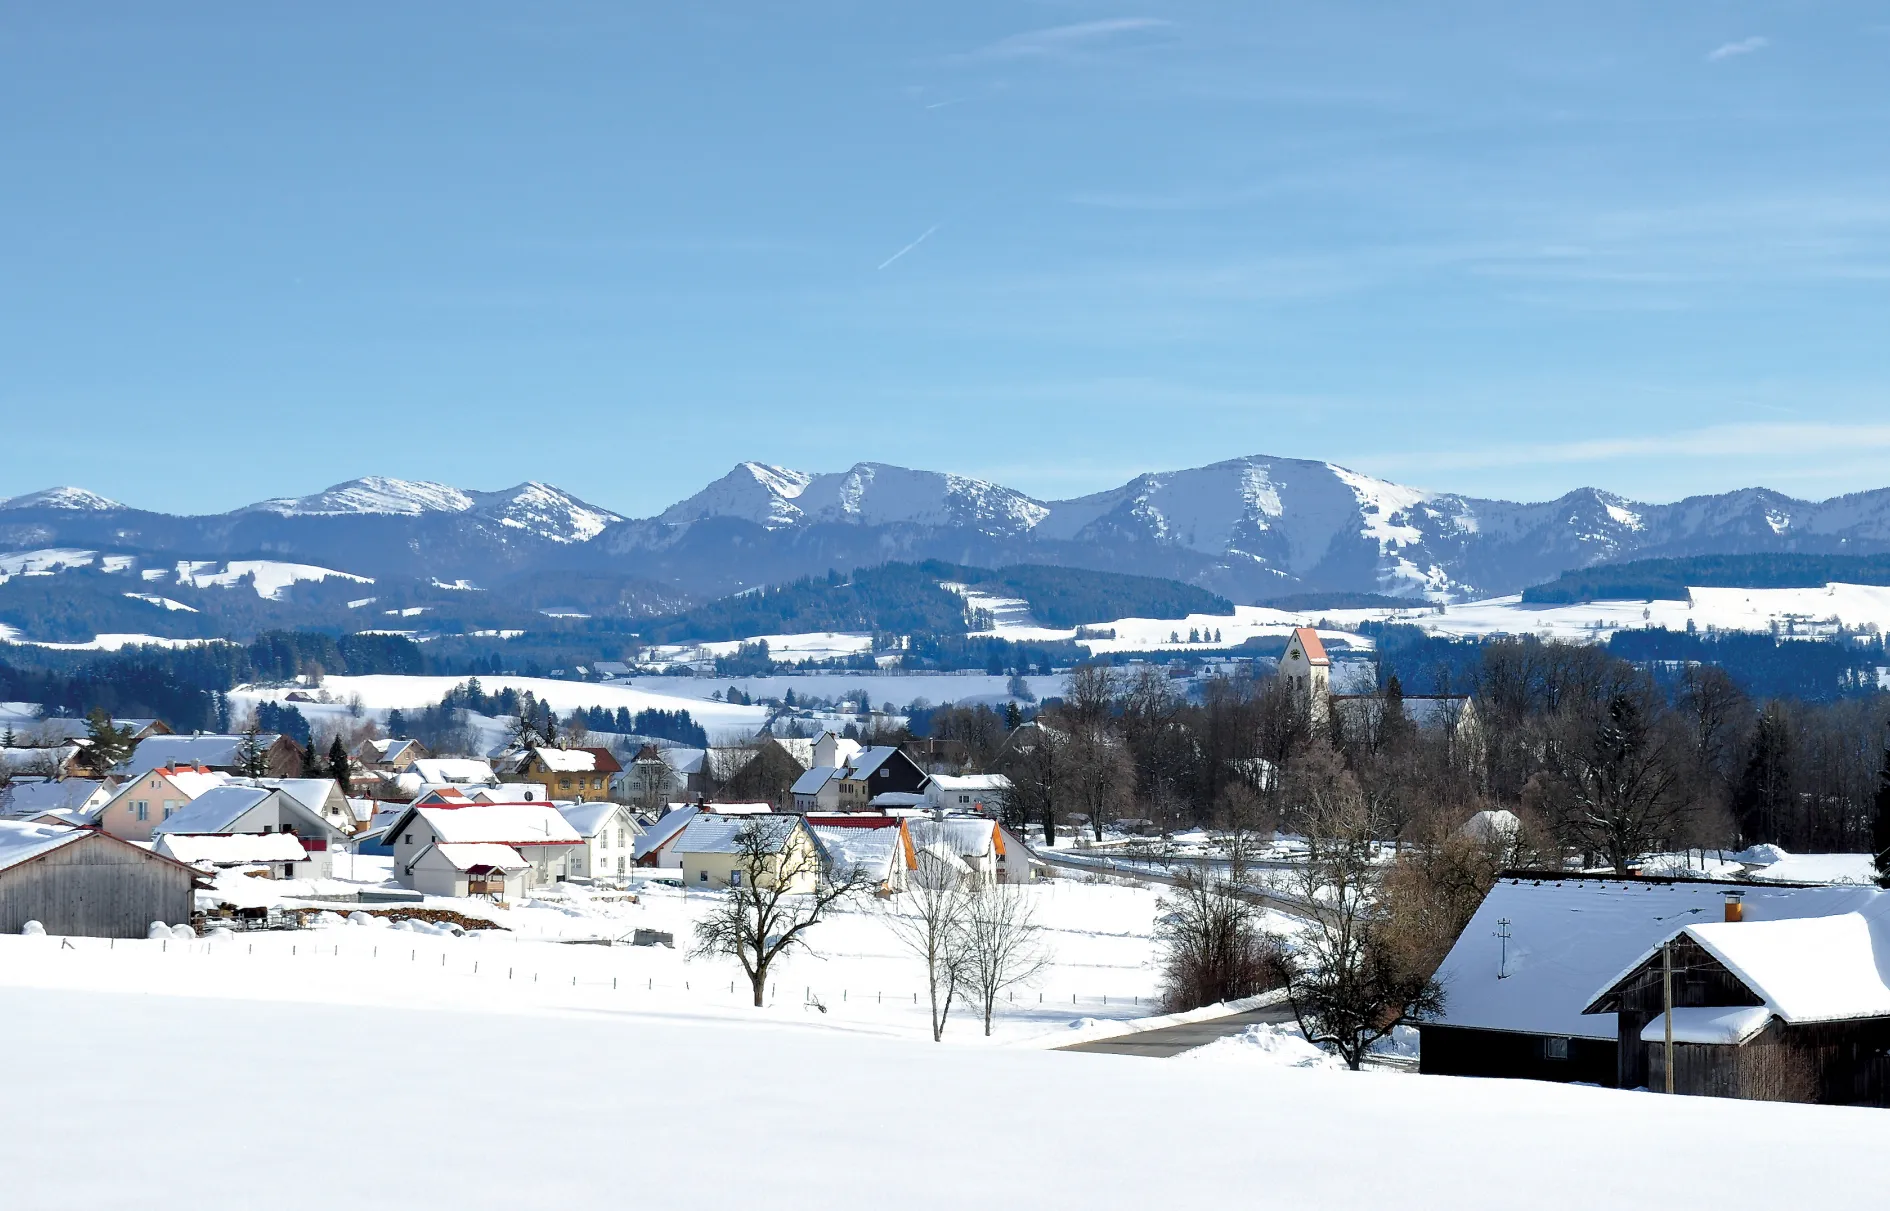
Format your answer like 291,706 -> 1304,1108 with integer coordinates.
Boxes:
9,456 -> 1890,606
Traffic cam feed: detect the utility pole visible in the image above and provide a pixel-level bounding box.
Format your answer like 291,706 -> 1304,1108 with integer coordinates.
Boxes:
1495,918 -> 1512,979
1662,939 -> 1675,1095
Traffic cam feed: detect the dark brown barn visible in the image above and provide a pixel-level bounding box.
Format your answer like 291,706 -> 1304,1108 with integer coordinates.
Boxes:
1585,911 -> 1890,1106
0,821 -> 198,937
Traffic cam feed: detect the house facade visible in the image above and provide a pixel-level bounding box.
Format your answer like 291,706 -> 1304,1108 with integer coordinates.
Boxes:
0,821 -> 197,938
672,814 -> 823,893
558,801 -> 645,881
96,765 -> 230,842
505,747 -> 622,803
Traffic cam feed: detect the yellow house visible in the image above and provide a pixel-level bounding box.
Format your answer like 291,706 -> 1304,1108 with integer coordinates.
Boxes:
506,746 -> 622,802
673,814 -> 823,894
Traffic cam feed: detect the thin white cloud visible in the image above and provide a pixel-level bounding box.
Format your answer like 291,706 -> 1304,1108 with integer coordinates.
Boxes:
969,18 -> 1173,61
876,224 -> 940,270
1707,36 -> 1768,61
1380,422 -> 1890,474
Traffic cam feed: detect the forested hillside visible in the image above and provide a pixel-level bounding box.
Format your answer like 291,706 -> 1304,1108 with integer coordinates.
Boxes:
1522,554 -> 1890,603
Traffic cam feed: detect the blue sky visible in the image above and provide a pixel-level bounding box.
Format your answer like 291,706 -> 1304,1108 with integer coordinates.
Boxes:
4,2 -> 1888,516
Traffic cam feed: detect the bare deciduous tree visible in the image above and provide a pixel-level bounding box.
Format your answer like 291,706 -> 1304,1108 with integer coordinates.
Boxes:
962,880 -> 1051,1035
691,819 -> 866,1007
884,848 -> 974,1041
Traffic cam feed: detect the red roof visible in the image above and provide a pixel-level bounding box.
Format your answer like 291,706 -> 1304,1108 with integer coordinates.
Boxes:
1290,627 -> 1330,665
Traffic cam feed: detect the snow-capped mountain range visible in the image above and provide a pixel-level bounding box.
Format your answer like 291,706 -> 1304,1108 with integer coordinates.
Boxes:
9,457 -> 1890,603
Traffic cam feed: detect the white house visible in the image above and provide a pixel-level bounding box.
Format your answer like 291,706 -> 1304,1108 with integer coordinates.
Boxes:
923,774 -> 1011,817
807,816 -> 914,894
559,801 -> 645,881
671,814 -> 823,893
236,777 -> 355,836
909,818 -> 1034,885
404,842 -> 532,901
382,803 -> 583,891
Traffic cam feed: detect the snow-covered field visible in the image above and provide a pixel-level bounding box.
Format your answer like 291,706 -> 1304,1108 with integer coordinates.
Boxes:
3,953 -> 1880,1209
611,671 -> 1067,709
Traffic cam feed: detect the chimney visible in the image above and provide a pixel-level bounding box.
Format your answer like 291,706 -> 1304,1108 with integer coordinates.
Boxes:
1724,891 -> 1745,923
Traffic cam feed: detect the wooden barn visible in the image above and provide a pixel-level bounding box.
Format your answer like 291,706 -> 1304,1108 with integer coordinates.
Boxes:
0,820 -> 198,937
1417,873 -> 1881,1092
1584,906 -> 1890,1106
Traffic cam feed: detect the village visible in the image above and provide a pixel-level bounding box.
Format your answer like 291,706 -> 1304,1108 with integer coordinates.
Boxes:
3,625 -> 1887,1112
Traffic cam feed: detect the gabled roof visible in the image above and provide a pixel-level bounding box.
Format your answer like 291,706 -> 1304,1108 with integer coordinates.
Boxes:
522,746 -> 622,775
1425,875 -> 1881,1040
0,819 -> 196,877
0,820 -> 92,874
910,817 -> 1001,859
843,746 -> 906,781
1287,627 -> 1328,666
389,803 -> 581,847
155,832 -> 310,866
409,758 -> 495,785
559,800 -> 641,840
809,817 -> 913,882
792,766 -> 841,796
1590,910 -> 1890,1027
634,805 -> 700,861
239,777 -> 341,813
150,786 -> 277,835
115,734 -> 284,775
672,813 -> 807,857
1,778 -> 111,818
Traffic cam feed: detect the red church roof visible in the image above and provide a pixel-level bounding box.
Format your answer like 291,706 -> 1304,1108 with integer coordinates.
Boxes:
1290,627 -> 1330,666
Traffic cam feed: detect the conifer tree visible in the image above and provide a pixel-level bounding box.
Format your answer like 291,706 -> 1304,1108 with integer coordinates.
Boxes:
329,735 -> 352,796
82,708 -> 138,774
1873,725 -> 1890,890
301,737 -> 323,778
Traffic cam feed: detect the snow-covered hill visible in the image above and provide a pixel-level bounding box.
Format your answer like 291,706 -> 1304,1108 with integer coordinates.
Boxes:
660,461 -> 1046,535
247,477 -> 620,544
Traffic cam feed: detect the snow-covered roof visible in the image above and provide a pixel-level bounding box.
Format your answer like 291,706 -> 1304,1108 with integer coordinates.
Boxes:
116,735 -> 282,775
559,801 -> 639,840
1638,1006 -> 1774,1045
868,792 -> 927,808
672,813 -> 805,857
400,804 -> 581,847
239,777 -> 339,813
634,806 -> 700,860
1682,913 -> 1890,1025
527,746 -> 620,774
1,778 -> 109,818
792,766 -> 841,796
809,820 -> 909,882
910,818 -> 1000,859
410,758 -> 496,786
0,820 -> 88,873
1426,876 -> 1882,1040
845,746 -> 903,781
771,737 -> 815,769
154,832 -> 309,866
135,767 -> 231,800
150,786 -> 277,835
928,774 -> 1010,794
420,842 -> 532,872
1458,809 -> 1520,844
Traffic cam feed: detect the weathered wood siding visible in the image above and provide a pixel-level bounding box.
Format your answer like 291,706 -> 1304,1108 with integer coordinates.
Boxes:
0,834 -> 194,937
1417,1024 -> 1618,1087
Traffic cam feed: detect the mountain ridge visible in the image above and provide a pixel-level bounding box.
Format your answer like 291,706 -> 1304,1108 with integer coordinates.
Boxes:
8,459 -> 1890,604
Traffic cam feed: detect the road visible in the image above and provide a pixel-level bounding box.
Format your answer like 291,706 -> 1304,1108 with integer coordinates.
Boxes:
1059,1000 -> 1299,1058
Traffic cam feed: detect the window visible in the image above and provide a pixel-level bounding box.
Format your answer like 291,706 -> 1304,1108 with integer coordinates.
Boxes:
730,870 -> 742,886
617,857 -> 626,875
134,801 -> 149,821
404,833 -> 413,844
699,870 -> 708,882
162,806 -> 175,819
1543,1037 -> 1570,1061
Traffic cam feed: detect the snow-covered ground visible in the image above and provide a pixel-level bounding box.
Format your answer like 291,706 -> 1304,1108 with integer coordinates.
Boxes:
3,961 -> 1880,1209
1,870 -> 1187,1045
228,674 -> 773,743
171,558 -> 373,600
641,632 -> 879,665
